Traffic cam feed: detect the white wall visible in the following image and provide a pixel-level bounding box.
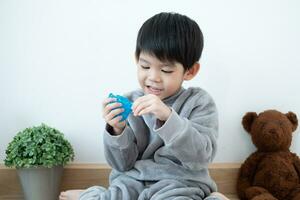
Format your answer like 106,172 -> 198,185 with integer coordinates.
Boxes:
1,0 -> 300,164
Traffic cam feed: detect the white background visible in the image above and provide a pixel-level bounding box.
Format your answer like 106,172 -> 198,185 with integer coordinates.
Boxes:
1,0 -> 300,164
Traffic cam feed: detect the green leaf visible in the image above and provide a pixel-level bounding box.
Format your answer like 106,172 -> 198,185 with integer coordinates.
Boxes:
4,123 -> 75,168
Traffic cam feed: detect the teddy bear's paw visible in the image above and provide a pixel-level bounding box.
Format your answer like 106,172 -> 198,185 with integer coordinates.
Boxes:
245,186 -> 269,199
252,193 -> 278,200
291,192 -> 300,200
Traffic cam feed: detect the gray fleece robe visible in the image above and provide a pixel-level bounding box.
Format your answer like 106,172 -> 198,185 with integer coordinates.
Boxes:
79,87 -> 219,200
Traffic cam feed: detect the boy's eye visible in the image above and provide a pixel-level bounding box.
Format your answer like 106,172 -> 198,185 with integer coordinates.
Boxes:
140,65 -> 150,69
161,70 -> 173,73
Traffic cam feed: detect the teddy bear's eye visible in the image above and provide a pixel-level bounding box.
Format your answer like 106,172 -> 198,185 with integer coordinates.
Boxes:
258,121 -> 266,128
278,121 -> 285,127
255,122 -> 266,130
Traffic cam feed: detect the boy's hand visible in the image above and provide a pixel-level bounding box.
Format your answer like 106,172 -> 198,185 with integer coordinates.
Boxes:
132,94 -> 171,121
102,98 -> 126,135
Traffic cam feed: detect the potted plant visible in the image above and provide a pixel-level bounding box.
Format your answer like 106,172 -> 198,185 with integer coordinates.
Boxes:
4,123 -> 74,200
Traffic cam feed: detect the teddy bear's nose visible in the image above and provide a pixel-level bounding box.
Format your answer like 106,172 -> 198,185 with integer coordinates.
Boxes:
268,128 -> 277,134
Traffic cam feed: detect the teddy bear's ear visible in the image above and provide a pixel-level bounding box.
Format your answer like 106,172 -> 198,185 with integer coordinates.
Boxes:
242,112 -> 257,133
286,112 -> 298,131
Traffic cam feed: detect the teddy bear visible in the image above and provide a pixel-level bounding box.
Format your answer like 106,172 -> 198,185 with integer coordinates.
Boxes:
237,109 -> 300,200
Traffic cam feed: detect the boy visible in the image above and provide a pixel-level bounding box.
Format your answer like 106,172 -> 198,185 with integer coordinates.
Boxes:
60,12 -> 229,200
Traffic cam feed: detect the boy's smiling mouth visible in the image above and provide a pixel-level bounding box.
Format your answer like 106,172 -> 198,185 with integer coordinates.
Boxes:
146,85 -> 163,95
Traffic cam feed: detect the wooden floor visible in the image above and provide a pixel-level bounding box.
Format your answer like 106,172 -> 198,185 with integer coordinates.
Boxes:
0,163 -> 240,199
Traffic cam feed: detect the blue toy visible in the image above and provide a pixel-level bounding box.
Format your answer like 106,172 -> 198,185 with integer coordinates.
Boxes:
108,93 -> 133,121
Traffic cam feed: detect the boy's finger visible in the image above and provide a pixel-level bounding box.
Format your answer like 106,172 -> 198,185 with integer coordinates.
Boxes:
133,101 -> 152,116
102,98 -> 117,108
137,106 -> 152,116
132,95 -> 148,109
102,102 -> 122,117
106,102 -> 122,111
106,108 -> 124,121
132,96 -> 151,111
108,116 -> 123,126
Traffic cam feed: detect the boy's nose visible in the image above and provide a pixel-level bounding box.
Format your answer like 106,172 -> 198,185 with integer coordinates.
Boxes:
149,70 -> 161,82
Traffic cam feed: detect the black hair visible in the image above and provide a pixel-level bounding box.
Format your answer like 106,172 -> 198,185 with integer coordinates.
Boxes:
135,12 -> 203,71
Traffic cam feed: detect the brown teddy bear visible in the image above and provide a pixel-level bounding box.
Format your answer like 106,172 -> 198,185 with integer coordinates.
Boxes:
237,110 -> 300,200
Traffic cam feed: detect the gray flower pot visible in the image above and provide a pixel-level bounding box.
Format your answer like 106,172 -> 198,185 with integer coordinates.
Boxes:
17,165 -> 63,200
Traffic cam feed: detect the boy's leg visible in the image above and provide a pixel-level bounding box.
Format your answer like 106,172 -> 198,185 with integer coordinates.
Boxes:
78,174 -> 144,200
138,179 -> 206,200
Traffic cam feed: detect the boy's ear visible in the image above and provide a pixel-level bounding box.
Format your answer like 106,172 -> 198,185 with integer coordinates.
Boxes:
134,54 -> 138,63
183,63 -> 200,81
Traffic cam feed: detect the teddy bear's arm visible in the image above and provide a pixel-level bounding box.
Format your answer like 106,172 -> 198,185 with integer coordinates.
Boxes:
292,153 -> 300,178
237,152 -> 264,199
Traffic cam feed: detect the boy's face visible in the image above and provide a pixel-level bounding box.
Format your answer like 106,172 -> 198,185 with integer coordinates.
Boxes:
137,52 -> 187,100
